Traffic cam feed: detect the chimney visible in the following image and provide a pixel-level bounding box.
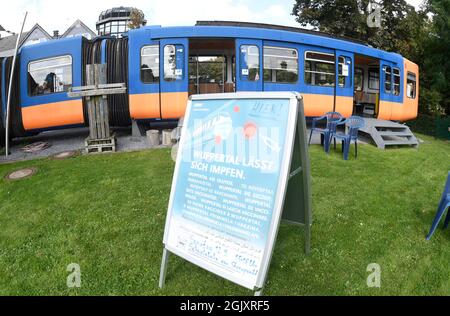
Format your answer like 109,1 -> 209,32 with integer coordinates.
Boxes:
53,30 -> 59,39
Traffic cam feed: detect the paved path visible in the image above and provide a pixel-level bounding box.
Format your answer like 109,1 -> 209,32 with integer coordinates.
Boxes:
0,127 -> 157,163
0,125 -> 371,164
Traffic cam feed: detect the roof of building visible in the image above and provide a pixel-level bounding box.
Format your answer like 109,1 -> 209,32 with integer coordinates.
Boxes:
0,32 -> 29,58
0,32 -> 26,52
0,23 -> 52,58
61,19 -> 96,39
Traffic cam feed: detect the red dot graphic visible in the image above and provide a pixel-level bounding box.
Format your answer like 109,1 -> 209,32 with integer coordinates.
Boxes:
243,122 -> 257,139
215,135 -> 222,144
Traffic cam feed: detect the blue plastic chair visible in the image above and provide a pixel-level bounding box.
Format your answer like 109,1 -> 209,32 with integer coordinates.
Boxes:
329,116 -> 365,160
426,172 -> 450,240
308,112 -> 343,152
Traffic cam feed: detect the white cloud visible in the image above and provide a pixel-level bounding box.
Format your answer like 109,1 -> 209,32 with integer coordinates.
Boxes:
0,0 -> 425,35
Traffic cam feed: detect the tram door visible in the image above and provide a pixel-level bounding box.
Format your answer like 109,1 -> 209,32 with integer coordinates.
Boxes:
159,38 -> 189,119
334,50 -> 354,117
235,39 -> 263,92
378,60 -> 395,120
188,38 -> 236,96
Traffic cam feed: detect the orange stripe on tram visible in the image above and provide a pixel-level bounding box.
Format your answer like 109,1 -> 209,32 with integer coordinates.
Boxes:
129,93 -> 160,120
301,94 -> 334,117
21,100 -> 84,130
335,96 -> 353,118
161,92 -> 188,119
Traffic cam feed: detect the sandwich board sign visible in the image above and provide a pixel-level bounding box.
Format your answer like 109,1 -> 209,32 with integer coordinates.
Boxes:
159,92 -> 312,295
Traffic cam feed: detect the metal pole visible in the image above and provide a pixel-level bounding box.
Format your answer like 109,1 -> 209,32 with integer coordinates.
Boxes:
196,55 -> 199,95
222,56 -> 225,93
5,11 -> 27,157
159,248 -> 170,288
254,287 -> 264,296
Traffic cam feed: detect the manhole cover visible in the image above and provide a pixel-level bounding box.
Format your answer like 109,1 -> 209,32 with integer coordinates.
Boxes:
52,150 -> 78,160
21,142 -> 51,153
5,167 -> 38,181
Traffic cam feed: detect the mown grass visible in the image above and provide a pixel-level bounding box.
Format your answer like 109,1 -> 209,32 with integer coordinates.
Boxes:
0,133 -> 449,295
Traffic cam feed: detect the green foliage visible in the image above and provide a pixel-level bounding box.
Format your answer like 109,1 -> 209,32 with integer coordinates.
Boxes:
407,114 -> 437,136
189,57 -> 227,86
292,0 -> 367,38
419,87 -> 444,115
128,8 -> 146,30
292,0 -> 450,116
292,0 -> 423,55
420,0 -> 450,115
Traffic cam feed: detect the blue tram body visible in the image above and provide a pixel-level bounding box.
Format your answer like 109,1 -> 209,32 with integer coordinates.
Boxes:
0,21 -> 418,140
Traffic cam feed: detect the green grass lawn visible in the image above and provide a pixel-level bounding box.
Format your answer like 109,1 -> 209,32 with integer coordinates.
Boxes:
0,134 -> 449,295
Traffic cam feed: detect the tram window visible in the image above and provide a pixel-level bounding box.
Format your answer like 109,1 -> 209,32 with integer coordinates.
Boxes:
28,55 -> 72,96
368,68 -> 379,90
263,46 -> 298,83
189,56 -> 226,84
355,67 -> 363,91
384,66 -> 392,93
304,51 -> 335,86
240,45 -> 260,81
338,56 -> 350,87
141,45 -> 159,83
393,67 -> 400,96
164,44 -> 184,81
406,72 -> 416,99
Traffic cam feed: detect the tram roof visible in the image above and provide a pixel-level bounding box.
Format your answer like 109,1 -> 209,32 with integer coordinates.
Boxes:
131,21 -> 403,64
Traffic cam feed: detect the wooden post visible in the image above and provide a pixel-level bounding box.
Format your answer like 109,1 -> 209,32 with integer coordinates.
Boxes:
95,64 -> 110,139
85,65 -> 96,140
83,64 -> 112,141
68,64 -> 126,153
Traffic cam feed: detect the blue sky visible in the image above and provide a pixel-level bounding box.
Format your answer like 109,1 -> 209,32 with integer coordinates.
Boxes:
0,0 -> 424,35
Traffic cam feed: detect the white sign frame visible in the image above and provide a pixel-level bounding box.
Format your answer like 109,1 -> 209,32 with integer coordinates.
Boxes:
160,92 -> 302,294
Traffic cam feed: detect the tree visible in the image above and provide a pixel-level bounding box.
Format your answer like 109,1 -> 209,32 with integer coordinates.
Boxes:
292,0 -> 367,39
128,8 -> 146,30
292,0 -> 450,116
292,0 -> 425,56
423,0 -> 450,115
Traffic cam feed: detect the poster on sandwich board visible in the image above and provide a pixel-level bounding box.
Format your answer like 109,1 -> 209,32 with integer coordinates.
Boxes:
160,92 -> 311,294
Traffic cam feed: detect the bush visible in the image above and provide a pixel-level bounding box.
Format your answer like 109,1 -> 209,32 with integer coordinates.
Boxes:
407,113 -> 450,140
407,114 -> 436,136
419,87 -> 445,116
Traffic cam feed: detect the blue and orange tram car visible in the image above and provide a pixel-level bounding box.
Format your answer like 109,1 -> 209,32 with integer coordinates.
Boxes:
0,21 -> 419,143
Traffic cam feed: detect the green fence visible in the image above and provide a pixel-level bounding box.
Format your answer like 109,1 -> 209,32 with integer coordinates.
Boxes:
407,114 -> 450,140
435,116 -> 450,140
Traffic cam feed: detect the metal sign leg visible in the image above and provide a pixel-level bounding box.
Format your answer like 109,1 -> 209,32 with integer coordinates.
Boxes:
159,248 -> 170,288
305,222 -> 311,255
254,286 -> 265,296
